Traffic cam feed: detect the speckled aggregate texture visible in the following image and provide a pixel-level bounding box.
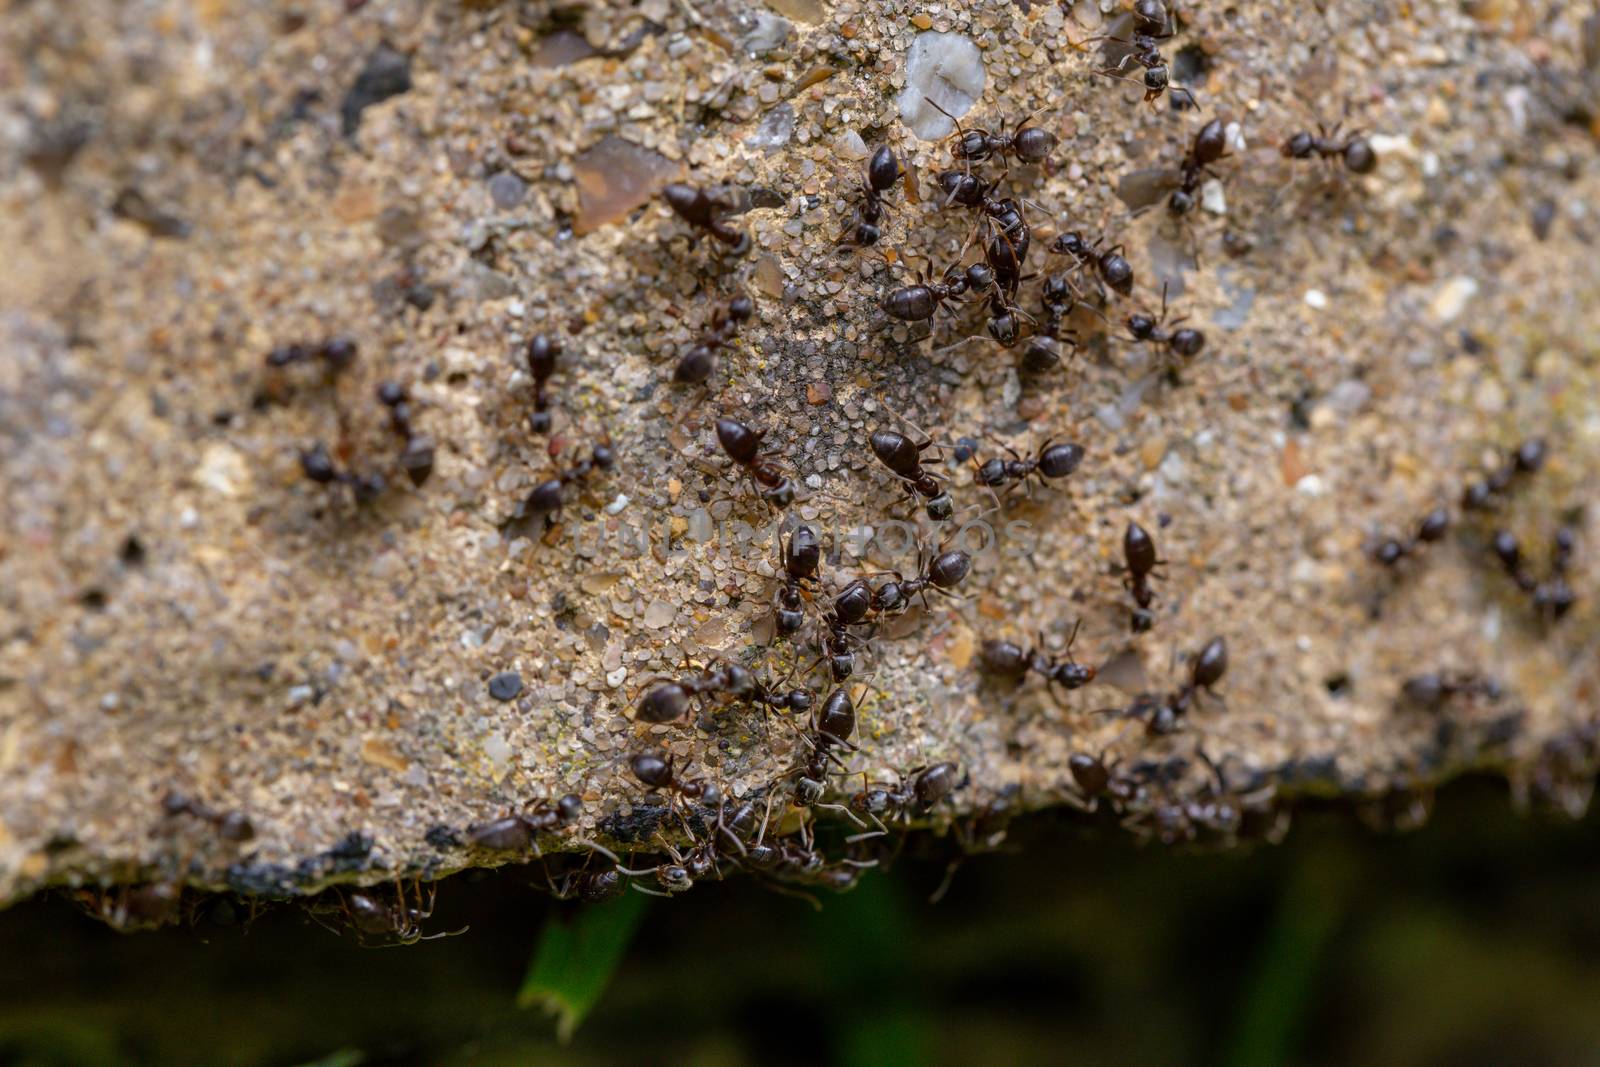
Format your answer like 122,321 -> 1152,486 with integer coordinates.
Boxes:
2,0 -> 1599,907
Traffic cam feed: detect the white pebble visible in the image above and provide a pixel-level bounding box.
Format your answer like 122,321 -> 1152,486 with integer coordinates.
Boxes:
898,32 -> 986,141
1427,276 -> 1478,324
1303,289 -> 1328,309
1200,178 -> 1226,216
605,493 -> 629,514
605,667 -> 628,688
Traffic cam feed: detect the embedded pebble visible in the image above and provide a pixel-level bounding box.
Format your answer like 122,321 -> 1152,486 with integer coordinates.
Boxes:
487,672 -> 523,702
898,32 -> 985,141
487,171 -> 527,209
1427,276 -> 1479,324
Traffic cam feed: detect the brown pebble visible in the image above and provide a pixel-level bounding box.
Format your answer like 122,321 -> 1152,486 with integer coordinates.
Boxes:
808,381 -> 832,405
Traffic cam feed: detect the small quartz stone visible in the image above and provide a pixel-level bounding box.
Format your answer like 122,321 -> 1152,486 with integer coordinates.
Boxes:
898,32 -> 985,141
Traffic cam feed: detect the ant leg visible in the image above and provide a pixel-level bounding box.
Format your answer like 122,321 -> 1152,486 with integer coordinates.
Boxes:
631,884 -> 674,898
816,801 -> 870,828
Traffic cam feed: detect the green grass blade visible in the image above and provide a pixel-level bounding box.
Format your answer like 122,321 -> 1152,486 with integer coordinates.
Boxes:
517,892 -> 649,1042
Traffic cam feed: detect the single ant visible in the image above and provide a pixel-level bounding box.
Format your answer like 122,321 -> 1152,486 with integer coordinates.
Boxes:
662,182 -> 750,254
1369,507 -> 1451,567
300,441 -> 386,505
1123,521 -> 1166,632
1115,636 -> 1228,735
817,580 -> 880,682
1063,745 -> 1145,813
883,260 -> 971,324
1400,671 -> 1502,713
1050,231 -> 1134,297
466,793 -> 583,853
336,880 -> 462,946
1125,283 -> 1205,368
974,438 -> 1085,498
869,423 -> 954,520
524,334 -> 560,433
676,292 -> 754,385
868,541 -> 973,615
715,417 -> 798,509
76,879 -> 187,932
847,761 -> 963,835
514,441 -> 616,526
635,659 -> 813,724
1491,527 -> 1578,620
792,687 -> 861,808
1021,273 -> 1086,373
265,336 -> 359,375
1073,0 -> 1198,110
774,524 -> 822,638
925,98 -> 1058,168
162,790 -> 255,843
843,145 -> 901,247
543,853 -> 625,903
978,619 -> 1098,698
1169,118 -> 1229,215
1461,438 -> 1547,511
1281,122 -> 1376,175
376,380 -> 435,486
629,750 -> 723,812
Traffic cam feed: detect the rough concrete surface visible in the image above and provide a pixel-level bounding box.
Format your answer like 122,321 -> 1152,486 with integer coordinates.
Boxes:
2,0 -> 1599,910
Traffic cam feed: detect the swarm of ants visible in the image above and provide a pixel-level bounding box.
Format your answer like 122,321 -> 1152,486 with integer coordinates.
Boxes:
178,0 -> 1592,932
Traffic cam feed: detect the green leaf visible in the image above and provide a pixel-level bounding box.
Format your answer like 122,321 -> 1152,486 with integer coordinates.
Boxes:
517,891 -> 649,1042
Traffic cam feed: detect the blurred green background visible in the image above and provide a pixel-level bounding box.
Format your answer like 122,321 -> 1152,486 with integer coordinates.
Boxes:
3,776 -> 1599,1067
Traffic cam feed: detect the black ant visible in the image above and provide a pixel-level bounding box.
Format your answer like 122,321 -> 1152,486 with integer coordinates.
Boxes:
818,581 -> 878,683
513,441 -> 615,526
634,659 -> 813,724
883,260 -> 970,323
1401,671 -> 1502,713
375,380 -> 434,486
265,336 -> 359,375
676,292 -> 755,384
1125,283 -> 1205,367
1114,636 -> 1228,735
1021,273 -> 1086,373
869,423 -> 954,520
847,761 -> 963,834
299,442 -> 387,505
1063,745 -> 1145,813
1122,521 -> 1166,632
1491,528 -> 1578,620
868,541 -> 973,616
978,619 -> 1098,697
308,883 -> 464,947
715,417 -> 798,509
792,687 -> 861,809
1369,507 -> 1451,567
1281,122 -> 1377,174
774,524 -> 822,637
1461,439 -> 1547,511
1074,0 -> 1197,110
335,880 -> 463,946
1050,232 -> 1134,297
543,855 -> 625,903
466,793 -> 583,853
974,438 -> 1085,498
844,145 -> 901,247
1169,118 -> 1229,215
629,749 -> 723,811
662,182 -> 750,254
926,99 -> 1058,168
76,879 -> 187,932
161,791 -> 255,843
524,334 -> 560,433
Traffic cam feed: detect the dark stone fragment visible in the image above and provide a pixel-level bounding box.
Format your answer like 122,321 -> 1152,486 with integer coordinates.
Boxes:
488,671 -> 523,702
341,44 -> 412,136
